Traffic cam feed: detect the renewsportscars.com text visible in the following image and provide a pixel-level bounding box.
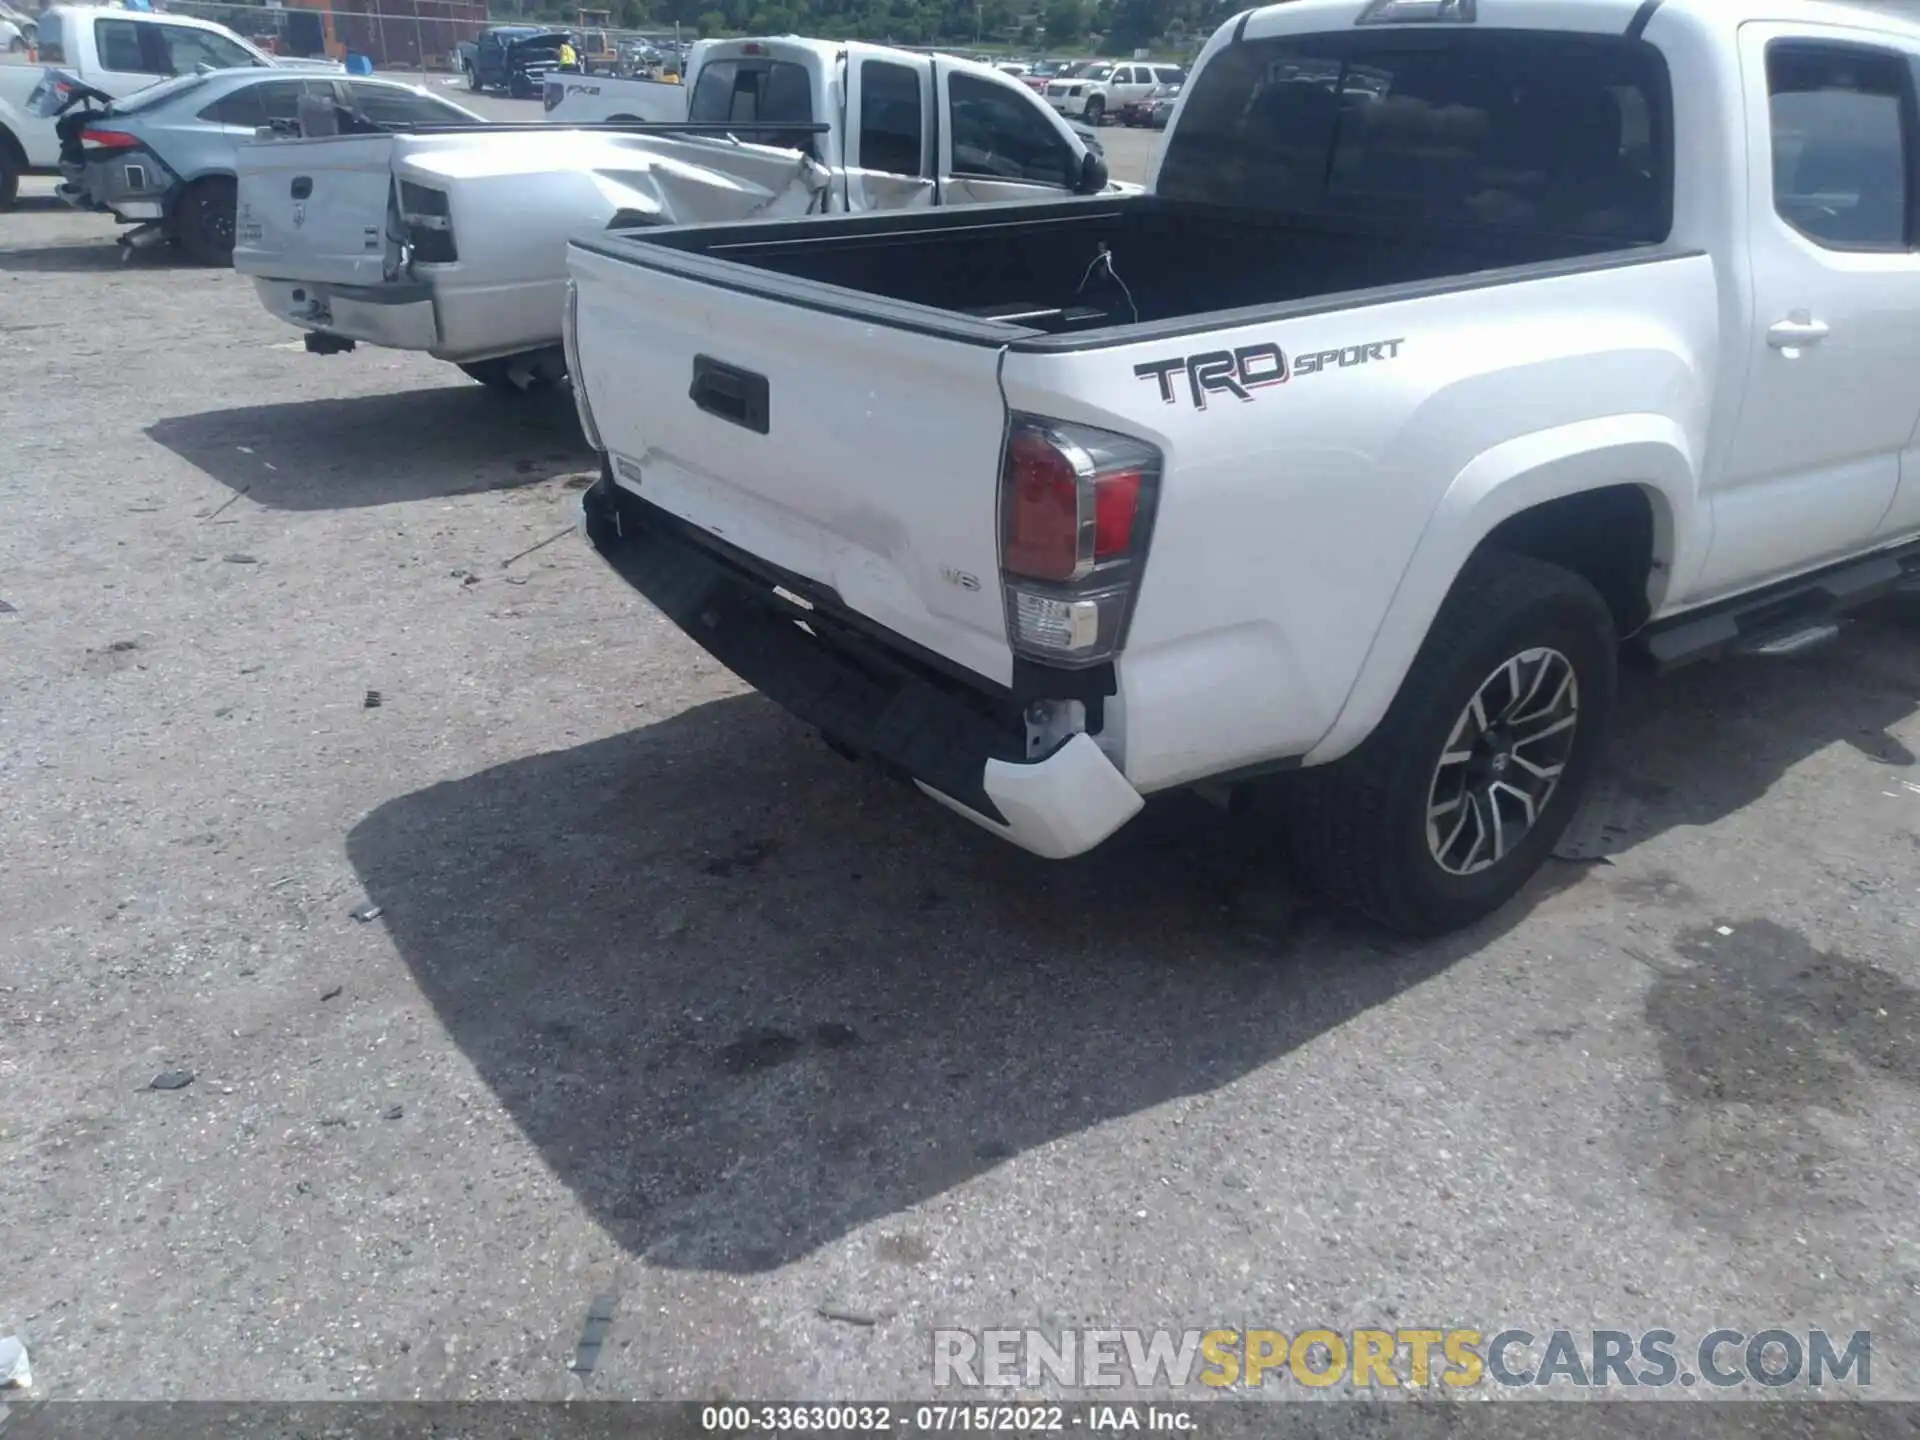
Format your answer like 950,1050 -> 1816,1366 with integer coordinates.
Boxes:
932,1327 -> 1872,1391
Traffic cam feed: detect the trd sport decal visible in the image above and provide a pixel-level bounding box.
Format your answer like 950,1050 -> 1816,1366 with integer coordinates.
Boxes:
1133,337 -> 1405,410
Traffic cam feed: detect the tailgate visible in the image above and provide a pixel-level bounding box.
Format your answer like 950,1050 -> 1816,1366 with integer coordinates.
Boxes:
568,242 -> 1017,687
233,134 -> 400,286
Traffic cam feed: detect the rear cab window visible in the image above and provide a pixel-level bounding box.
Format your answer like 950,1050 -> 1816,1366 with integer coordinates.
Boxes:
688,56 -> 815,150
1767,42 -> 1912,252
1160,29 -> 1674,243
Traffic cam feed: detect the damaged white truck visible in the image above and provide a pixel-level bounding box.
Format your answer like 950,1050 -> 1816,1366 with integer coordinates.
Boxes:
229,37 -> 1120,391
568,0 -> 1920,934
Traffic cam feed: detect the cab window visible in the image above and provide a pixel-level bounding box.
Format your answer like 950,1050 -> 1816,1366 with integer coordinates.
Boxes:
94,18 -> 150,72
947,72 -> 1075,187
1767,42 -> 1911,252
857,59 -> 924,177
157,23 -> 260,73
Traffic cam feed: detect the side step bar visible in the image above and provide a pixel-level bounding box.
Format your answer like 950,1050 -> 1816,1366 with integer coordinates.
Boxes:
1642,539 -> 1920,671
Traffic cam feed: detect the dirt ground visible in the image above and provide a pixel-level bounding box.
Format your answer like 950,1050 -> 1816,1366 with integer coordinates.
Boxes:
3,127 -> 1920,1411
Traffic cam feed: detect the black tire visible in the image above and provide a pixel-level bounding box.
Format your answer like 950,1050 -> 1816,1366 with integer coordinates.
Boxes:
1083,95 -> 1105,126
175,177 -> 237,266
1281,552 -> 1618,937
7,36 -> 25,54
466,66 -> 481,92
0,131 -> 23,212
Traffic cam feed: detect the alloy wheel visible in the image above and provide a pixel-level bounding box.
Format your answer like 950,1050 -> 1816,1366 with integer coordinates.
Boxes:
1425,647 -> 1579,876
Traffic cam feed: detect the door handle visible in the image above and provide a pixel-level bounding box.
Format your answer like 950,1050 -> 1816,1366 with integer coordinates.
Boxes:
1767,317 -> 1829,349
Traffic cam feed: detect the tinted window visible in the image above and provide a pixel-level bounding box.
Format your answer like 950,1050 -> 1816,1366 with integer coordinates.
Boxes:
1768,43 -> 1909,251
36,7 -> 63,63
858,59 -> 923,176
687,58 -> 814,148
201,79 -> 311,127
94,18 -> 152,72
1083,65 -> 1112,82
948,72 -> 1075,187
158,23 -> 259,73
1161,31 -> 1672,242
347,82 -> 476,125
1154,66 -> 1184,85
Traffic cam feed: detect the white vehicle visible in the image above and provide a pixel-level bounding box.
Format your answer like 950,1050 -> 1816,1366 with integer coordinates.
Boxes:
0,18 -> 27,55
1042,59 -> 1180,124
232,37 -> 1124,390
538,38 -> 714,125
0,4 -> 339,208
568,0 -> 1920,936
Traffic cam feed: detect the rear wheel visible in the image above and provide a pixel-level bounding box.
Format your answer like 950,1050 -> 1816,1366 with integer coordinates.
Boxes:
7,36 -> 25,53
1280,553 -> 1618,936
1084,95 -> 1105,125
465,64 -> 481,91
0,132 -> 23,212
175,177 -> 237,266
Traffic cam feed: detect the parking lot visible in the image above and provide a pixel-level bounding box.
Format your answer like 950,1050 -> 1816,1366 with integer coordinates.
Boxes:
4,87 -> 1920,1410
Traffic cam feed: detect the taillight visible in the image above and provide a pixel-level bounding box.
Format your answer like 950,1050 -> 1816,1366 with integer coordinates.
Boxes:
80,129 -> 139,150
998,414 -> 1160,667
398,180 -> 456,263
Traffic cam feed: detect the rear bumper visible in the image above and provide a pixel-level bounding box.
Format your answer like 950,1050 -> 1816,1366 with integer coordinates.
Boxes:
579,469 -> 1143,859
250,277 -> 441,352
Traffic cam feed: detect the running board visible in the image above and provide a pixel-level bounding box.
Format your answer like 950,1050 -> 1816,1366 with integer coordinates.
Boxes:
1642,540 -> 1920,672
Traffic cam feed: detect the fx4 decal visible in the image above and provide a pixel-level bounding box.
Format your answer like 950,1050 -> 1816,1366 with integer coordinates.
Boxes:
1133,337 -> 1405,410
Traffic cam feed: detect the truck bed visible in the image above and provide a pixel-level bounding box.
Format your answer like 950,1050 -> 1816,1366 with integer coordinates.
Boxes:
573,193 -> 1670,345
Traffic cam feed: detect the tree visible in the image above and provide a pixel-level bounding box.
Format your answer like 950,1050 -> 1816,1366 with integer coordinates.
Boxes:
1103,0 -> 1162,51
696,7 -> 725,33
1042,0 -> 1082,44
1017,19 -> 1036,44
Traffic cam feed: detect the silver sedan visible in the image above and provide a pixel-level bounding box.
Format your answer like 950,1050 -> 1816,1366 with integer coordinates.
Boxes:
59,68 -> 482,264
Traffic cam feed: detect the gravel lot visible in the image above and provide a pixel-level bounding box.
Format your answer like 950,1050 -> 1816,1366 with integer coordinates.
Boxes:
3,102 -> 1920,1411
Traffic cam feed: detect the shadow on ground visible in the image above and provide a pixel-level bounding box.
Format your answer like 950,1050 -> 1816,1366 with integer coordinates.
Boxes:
146,385 -> 596,509
346,589 -> 1920,1273
0,240 -> 186,272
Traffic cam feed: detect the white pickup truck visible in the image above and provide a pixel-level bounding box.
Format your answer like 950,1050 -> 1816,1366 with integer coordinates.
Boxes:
230,37 -> 1121,390
0,3 -> 338,208
567,0 -> 1920,935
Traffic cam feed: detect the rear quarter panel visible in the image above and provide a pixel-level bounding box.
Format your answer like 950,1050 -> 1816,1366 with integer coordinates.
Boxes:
1001,252 -> 1718,793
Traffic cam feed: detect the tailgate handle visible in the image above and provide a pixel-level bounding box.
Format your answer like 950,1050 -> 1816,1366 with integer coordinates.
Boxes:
690,354 -> 769,435
291,176 -> 313,200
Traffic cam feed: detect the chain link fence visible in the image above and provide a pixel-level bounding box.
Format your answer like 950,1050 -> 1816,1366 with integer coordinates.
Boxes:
157,0 -> 687,73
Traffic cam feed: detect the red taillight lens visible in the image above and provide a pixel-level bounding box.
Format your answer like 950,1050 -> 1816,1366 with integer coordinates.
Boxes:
1093,470 -> 1141,559
80,129 -> 139,150
1003,429 -> 1084,582
997,415 -> 1162,667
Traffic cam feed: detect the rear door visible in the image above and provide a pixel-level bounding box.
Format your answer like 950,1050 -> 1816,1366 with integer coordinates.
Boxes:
1691,24 -> 1920,596
938,65 -> 1081,205
843,46 -> 935,212
568,242 -> 1018,685
232,131 -> 401,285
